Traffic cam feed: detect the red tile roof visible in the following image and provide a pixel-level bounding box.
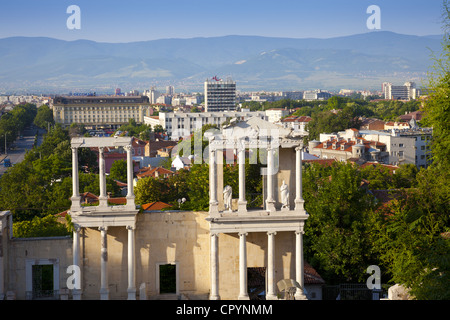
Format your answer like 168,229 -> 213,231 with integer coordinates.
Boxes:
304,262 -> 326,285
282,115 -> 312,123
141,201 -> 173,211
136,166 -> 174,179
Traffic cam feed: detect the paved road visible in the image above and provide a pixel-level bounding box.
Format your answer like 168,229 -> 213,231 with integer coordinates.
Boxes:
0,128 -> 45,176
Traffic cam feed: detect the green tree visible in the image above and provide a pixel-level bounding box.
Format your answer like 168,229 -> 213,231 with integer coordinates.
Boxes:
303,162 -> 378,283
371,167 -> 449,299
109,159 -> 127,182
33,104 -> 54,129
134,176 -> 164,205
13,214 -> 71,238
184,164 -> 210,211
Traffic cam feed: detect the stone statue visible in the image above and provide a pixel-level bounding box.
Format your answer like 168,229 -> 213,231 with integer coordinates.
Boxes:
223,185 -> 232,212
280,180 -> 289,209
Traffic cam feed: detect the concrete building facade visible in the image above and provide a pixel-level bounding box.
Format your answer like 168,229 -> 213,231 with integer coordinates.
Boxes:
204,78 -> 236,112
52,95 -> 152,129
145,111 -> 266,141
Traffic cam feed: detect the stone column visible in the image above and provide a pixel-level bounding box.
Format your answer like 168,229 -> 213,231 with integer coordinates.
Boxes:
127,226 -> 136,300
209,148 -> 219,216
295,146 -> 305,211
266,231 -> 277,300
99,226 -> 109,300
295,230 -> 308,300
72,224 -> 82,300
238,143 -> 247,212
266,147 -> 276,212
98,147 -> 108,207
209,232 -> 220,300
71,147 -> 81,209
238,232 -> 249,300
125,145 -> 135,209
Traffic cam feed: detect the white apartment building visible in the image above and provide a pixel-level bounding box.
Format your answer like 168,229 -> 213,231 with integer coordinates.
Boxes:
144,111 -> 267,141
265,108 -> 289,123
303,90 -> 332,101
52,95 -> 152,129
382,82 -> 418,100
204,78 -> 236,112
319,127 -> 432,168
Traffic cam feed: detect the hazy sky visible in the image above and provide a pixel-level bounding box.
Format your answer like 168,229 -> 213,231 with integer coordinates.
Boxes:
0,0 -> 445,42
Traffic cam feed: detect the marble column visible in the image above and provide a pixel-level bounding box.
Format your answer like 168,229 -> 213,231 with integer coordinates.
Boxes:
71,147 -> 81,209
266,232 -> 277,300
127,226 -> 136,300
295,230 -> 308,300
209,148 -> 219,215
238,143 -> 247,212
99,226 -> 109,300
72,224 -> 82,300
98,147 -> 108,207
295,146 -> 305,211
266,147 -> 276,212
125,145 -> 136,209
209,232 -> 220,300
238,232 -> 249,300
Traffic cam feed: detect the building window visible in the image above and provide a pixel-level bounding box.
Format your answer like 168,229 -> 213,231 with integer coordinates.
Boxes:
157,263 -> 178,295
399,144 -> 404,148
26,259 -> 60,300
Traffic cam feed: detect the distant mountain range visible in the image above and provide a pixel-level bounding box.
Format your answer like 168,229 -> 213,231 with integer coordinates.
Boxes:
0,31 -> 443,93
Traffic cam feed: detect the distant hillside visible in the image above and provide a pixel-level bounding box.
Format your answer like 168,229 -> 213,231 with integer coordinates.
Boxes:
0,31 -> 443,93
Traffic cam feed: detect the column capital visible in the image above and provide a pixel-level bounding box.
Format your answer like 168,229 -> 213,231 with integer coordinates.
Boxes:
73,224 -> 82,232
267,231 -> 277,236
295,229 -> 305,235
124,144 -> 133,152
98,226 -> 108,232
126,225 -> 135,231
210,232 -> 220,238
295,146 -> 303,152
238,232 -> 248,237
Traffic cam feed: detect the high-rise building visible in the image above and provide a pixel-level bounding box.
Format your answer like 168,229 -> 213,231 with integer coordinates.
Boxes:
204,77 -> 236,112
166,85 -> 175,95
382,82 -> 417,100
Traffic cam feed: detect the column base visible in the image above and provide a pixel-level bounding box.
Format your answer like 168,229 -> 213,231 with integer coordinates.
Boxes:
98,196 -> 109,208
127,287 -> 137,300
72,289 -> 82,300
238,294 -> 250,300
266,294 -> 278,300
209,202 -> 219,217
238,201 -> 247,213
126,196 -> 136,210
295,199 -> 305,211
266,200 -> 276,212
209,294 -> 221,300
70,196 -> 82,211
99,288 -> 109,300
294,289 -> 308,300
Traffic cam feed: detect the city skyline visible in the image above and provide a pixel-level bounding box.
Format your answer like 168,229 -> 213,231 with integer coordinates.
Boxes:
0,0 -> 445,43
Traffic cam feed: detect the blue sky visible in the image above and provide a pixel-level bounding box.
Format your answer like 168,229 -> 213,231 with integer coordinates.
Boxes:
0,0 -> 445,42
